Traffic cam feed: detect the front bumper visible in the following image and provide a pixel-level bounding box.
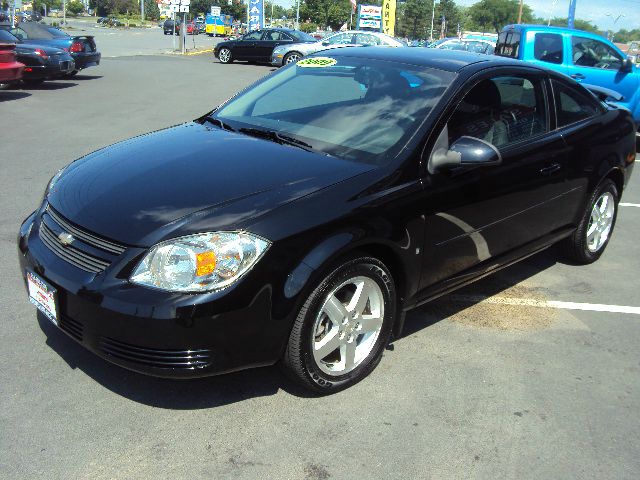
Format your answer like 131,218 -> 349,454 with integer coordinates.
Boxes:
271,53 -> 285,67
18,208 -> 281,379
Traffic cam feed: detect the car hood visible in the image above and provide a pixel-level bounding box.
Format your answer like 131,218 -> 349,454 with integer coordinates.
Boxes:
48,122 -> 372,246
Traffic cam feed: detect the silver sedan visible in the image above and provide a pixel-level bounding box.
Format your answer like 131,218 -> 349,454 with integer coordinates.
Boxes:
271,30 -> 404,66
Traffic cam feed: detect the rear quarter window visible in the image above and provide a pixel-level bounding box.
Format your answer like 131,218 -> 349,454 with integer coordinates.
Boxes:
552,79 -> 604,127
495,31 -> 521,58
534,33 -> 563,64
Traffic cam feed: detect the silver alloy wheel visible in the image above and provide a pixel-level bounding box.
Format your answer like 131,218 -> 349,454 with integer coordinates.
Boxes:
285,53 -> 301,64
311,276 -> 384,376
586,191 -> 615,252
219,48 -> 231,63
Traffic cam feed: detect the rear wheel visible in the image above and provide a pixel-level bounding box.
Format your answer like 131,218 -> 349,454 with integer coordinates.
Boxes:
282,255 -> 396,393
218,47 -> 232,64
283,51 -> 302,65
563,179 -> 618,264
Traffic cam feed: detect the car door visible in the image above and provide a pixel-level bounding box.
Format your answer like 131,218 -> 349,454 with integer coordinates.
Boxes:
233,30 -> 263,60
256,30 -> 293,62
418,69 -> 576,289
565,35 -> 638,102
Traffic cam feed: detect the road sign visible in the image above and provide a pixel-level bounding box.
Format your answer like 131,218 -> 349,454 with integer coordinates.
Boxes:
211,6 -> 221,17
179,5 -> 189,12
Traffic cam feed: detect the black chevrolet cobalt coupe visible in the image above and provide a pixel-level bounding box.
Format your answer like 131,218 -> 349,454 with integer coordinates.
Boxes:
19,48 -> 635,392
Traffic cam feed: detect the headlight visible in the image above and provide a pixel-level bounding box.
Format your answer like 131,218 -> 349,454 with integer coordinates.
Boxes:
130,232 -> 270,292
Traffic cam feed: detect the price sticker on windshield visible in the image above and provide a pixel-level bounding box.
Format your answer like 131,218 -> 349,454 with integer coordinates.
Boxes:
297,57 -> 337,68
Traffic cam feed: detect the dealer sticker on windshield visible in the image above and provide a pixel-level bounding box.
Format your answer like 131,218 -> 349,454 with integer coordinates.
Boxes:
297,57 -> 337,68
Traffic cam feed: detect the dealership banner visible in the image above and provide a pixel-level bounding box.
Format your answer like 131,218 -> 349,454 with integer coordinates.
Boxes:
381,0 -> 396,37
357,4 -> 382,31
248,0 -> 264,31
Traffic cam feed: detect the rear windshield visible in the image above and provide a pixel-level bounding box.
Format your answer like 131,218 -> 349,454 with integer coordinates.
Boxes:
291,31 -> 317,42
214,56 -> 455,165
495,31 -> 521,58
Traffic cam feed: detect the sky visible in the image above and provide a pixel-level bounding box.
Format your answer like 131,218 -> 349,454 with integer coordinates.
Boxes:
275,0 -> 640,31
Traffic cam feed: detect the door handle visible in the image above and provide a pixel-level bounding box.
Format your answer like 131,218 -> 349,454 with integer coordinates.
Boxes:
570,73 -> 586,80
540,163 -> 561,176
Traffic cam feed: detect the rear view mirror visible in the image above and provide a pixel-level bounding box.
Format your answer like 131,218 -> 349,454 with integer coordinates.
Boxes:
430,135 -> 502,172
621,57 -> 633,73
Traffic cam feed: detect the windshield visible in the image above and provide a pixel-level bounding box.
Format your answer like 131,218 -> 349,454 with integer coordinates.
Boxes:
0,29 -> 18,43
214,56 -> 454,164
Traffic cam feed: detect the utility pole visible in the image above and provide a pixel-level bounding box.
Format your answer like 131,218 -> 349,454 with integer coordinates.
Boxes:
430,0 -> 438,42
517,0 -> 523,24
295,0 -> 300,30
568,0 -> 577,29
63,0 -> 66,25
141,0 -> 145,23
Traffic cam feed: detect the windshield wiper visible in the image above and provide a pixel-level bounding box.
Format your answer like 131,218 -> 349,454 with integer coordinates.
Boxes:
238,127 -> 314,152
204,116 -> 236,132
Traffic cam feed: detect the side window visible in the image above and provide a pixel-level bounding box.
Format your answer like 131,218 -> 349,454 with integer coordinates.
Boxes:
280,32 -> 294,41
552,79 -> 603,127
11,27 -> 27,40
355,33 -> 381,46
572,36 -> 623,70
447,76 -> 548,149
243,31 -> 262,41
441,40 -> 464,51
534,33 -> 563,64
495,31 -> 521,58
327,33 -> 352,45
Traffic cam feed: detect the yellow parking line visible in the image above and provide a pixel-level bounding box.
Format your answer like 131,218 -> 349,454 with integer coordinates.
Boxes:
185,48 -> 214,56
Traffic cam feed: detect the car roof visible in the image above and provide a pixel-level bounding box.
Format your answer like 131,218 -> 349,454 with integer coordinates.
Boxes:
318,46 -> 523,72
503,24 -> 610,41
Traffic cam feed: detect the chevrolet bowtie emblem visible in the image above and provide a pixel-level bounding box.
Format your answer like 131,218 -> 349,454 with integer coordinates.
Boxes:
58,232 -> 74,247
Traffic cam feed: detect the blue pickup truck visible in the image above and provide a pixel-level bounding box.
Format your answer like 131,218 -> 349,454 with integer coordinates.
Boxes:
495,24 -> 640,126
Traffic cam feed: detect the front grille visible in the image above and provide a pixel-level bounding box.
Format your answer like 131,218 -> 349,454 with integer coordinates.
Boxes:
40,222 -> 110,273
46,206 -> 125,255
59,315 -> 83,342
39,206 -> 126,274
99,337 -> 212,370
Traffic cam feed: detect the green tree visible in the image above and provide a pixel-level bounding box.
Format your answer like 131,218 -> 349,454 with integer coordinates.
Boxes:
300,0 -> 351,30
436,0 -> 461,37
67,0 -> 86,15
396,0 -> 432,40
468,0 -> 533,34
545,17 -> 600,34
144,0 -> 160,20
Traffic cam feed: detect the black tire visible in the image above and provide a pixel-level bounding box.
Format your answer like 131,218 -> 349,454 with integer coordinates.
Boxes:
562,178 -> 619,264
63,70 -> 78,78
22,78 -> 45,86
0,83 -> 10,90
282,255 -> 396,393
218,47 -> 232,64
283,51 -> 302,65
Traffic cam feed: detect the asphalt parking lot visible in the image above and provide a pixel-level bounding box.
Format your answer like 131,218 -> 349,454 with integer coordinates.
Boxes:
2,40 -> 640,479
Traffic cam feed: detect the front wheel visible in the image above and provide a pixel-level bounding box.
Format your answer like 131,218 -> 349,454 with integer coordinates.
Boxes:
283,255 -> 396,393
218,47 -> 232,64
283,51 -> 302,65
562,178 -> 618,264
63,70 -> 78,78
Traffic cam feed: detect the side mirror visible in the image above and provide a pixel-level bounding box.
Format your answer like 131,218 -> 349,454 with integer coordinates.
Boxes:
621,57 -> 633,73
322,41 -> 330,46
431,136 -> 502,172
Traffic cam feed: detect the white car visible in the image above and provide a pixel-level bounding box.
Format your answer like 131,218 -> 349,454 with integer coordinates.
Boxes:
271,30 -> 404,66
429,38 -> 496,54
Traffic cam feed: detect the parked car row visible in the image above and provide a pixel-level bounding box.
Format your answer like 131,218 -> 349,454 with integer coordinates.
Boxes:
162,18 -> 202,36
0,41 -> 24,89
0,22 -> 100,88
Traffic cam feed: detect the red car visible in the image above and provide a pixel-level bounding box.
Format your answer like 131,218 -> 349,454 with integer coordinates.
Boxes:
177,21 -> 199,35
0,42 -> 24,89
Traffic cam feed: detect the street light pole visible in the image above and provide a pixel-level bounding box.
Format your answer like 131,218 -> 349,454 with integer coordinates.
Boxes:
517,0 -> 523,24
141,0 -> 145,23
606,13 -> 625,41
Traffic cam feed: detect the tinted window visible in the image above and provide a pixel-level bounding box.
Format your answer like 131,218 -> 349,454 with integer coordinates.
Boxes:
264,30 -> 290,41
552,79 -> 603,127
495,31 -> 521,58
215,58 -> 454,164
534,33 -> 563,64
243,31 -> 262,41
572,36 -> 623,70
291,31 -> 317,42
441,40 -> 464,51
448,76 -> 547,149
0,29 -> 18,42
466,41 -> 490,53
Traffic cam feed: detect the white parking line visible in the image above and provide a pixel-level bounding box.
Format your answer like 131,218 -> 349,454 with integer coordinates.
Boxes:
449,295 -> 640,315
620,203 -> 640,207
